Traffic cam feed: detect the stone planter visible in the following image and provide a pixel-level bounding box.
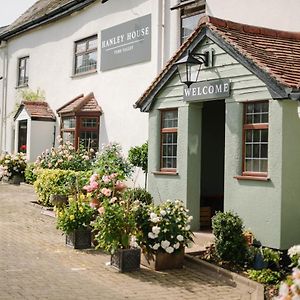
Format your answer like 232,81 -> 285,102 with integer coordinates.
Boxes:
66,227 -> 92,249
50,194 -> 68,208
141,247 -> 185,271
110,248 -> 141,272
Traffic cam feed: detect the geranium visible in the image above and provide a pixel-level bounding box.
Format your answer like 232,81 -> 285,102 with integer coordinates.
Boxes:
134,200 -> 194,255
0,152 -> 27,180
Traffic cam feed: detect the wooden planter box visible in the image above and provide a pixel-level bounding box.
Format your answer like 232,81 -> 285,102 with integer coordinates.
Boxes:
66,228 -> 92,249
141,247 -> 185,271
110,248 -> 141,272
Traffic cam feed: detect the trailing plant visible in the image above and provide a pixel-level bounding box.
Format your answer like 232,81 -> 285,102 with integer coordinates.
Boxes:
19,88 -> 45,102
212,211 -> 248,264
0,152 -> 27,180
124,187 -> 153,205
128,142 -> 148,188
34,138 -> 95,171
24,163 -> 37,184
56,194 -> 95,234
134,200 -> 194,255
247,269 -> 281,284
34,169 -> 91,206
93,143 -> 132,180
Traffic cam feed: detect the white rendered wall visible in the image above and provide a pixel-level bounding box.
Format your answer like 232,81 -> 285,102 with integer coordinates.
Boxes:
207,0 -> 300,31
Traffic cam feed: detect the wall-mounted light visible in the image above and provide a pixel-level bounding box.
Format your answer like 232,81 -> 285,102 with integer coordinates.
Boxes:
174,50 -> 210,87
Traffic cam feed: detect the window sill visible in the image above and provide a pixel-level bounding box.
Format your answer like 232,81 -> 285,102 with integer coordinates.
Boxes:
71,69 -> 97,78
152,171 -> 178,176
234,175 -> 270,181
15,84 -> 29,89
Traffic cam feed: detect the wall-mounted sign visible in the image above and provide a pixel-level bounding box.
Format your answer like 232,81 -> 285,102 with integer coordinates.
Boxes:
100,14 -> 151,71
183,79 -> 230,102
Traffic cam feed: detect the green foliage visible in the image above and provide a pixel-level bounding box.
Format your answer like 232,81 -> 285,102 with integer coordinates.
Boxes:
56,195 -> 95,234
247,269 -> 281,284
128,142 -> 148,173
34,169 -> 91,206
35,140 -> 95,171
24,163 -> 37,184
124,187 -> 153,205
93,143 -> 133,180
0,152 -> 27,180
212,211 -> 248,264
261,247 -> 281,266
92,198 -> 136,254
19,88 -> 45,101
134,200 -> 194,255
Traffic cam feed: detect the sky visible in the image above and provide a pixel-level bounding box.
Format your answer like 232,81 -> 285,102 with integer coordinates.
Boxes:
0,0 -> 37,27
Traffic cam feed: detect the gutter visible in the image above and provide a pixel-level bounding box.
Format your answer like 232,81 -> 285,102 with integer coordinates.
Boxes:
0,0 -> 97,41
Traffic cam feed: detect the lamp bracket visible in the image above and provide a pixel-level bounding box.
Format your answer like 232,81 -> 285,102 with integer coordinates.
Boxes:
191,51 -> 209,67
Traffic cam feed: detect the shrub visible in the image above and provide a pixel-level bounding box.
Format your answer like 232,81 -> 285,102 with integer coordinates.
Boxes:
93,143 -> 132,180
0,152 -> 27,180
24,163 -> 37,184
212,211 -> 248,264
56,194 -> 95,234
247,269 -> 281,284
34,139 -> 95,171
34,169 -> 91,206
124,187 -> 153,205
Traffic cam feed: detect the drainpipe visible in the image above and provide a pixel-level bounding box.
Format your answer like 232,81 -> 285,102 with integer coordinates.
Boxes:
157,0 -> 164,74
0,40 -> 8,152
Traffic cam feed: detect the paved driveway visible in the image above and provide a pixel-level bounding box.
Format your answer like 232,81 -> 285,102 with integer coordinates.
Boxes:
0,183 -> 247,300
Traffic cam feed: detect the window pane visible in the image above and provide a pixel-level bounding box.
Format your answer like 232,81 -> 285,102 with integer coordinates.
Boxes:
81,118 -> 97,128
63,132 -> 75,145
181,13 -> 203,43
260,159 -> 268,172
80,131 -> 98,151
63,118 -> 75,129
162,110 -> 178,128
161,132 -> 177,169
261,144 -> 268,158
88,39 -> 97,50
76,41 -> 86,53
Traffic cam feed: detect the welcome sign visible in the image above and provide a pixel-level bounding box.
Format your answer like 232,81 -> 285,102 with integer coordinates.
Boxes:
183,79 -> 230,101
101,14 -> 151,71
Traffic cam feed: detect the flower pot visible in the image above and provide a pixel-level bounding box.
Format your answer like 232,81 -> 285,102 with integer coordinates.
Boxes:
141,247 -> 185,271
50,194 -> 68,208
8,175 -> 23,185
66,227 -> 92,249
110,248 -> 141,272
253,252 -> 268,270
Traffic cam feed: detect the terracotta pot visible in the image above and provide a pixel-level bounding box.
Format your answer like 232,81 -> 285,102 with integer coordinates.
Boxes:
141,247 -> 185,271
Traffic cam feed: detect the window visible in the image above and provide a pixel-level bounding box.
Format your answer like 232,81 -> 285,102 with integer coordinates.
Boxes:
61,117 -> 76,145
79,117 -> 99,150
180,1 -> 206,44
74,35 -> 97,75
243,102 -> 269,176
161,109 -> 178,171
18,56 -> 29,86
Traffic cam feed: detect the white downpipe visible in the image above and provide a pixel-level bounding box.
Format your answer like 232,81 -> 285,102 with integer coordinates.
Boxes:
156,0 -> 164,74
0,41 -> 8,152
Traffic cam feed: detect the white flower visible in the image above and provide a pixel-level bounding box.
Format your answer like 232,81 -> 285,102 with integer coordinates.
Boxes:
187,216 -> 193,222
148,232 -> 157,239
165,246 -> 174,254
278,282 -> 289,298
288,245 -> 300,258
177,235 -> 184,242
160,210 -> 166,216
187,241 -> 194,248
150,212 -> 157,219
153,243 -> 160,250
152,226 -> 161,235
161,240 -> 170,249
173,242 -> 180,249
185,225 -> 191,231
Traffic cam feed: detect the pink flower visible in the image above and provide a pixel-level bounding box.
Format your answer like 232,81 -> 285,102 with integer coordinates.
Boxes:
90,199 -> 100,208
83,185 -> 94,193
115,180 -> 126,191
101,188 -> 112,197
98,206 -> 105,215
90,181 -> 99,190
90,174 -> 98,183
102,175 -> 111,184
109,173 -> 118,180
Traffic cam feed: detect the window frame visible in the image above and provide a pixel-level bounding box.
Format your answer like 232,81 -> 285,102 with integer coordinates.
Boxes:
78,115 -> 100,151
17,56 -> 29,87
73,35 -> 98,75
160,109 -> 178,173
242,101 -> 269,178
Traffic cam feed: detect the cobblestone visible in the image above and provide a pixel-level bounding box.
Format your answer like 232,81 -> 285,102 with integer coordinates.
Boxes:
0,183 -> 248,299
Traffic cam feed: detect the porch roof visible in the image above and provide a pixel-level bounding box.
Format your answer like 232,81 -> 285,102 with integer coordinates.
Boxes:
135,16 -> 300,112
56,92 -> 103,115
14,101 -> 56,121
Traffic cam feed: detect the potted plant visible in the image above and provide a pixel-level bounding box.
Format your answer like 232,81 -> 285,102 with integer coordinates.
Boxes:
134,199 -> 194,271
56,193 -> 95,249
0,152 -> 27,184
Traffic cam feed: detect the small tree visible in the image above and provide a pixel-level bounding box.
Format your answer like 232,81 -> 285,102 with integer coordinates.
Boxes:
128,142 -> 148,188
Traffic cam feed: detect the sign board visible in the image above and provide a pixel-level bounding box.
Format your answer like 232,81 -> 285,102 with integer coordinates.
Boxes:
101,14 -> 151,71
183,79 -> 230,102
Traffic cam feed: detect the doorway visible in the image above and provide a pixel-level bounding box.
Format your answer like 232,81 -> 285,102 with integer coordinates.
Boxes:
18,120 -> 27,153
200,100 -> 225,230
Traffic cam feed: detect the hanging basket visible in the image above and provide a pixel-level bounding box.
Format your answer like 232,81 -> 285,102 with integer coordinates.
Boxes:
110,248 -> 141,272
65,227 -> 92,249
141,247 -> 185,271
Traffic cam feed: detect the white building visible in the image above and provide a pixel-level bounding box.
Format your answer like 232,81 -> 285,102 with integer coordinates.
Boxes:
0,0 -> 299,171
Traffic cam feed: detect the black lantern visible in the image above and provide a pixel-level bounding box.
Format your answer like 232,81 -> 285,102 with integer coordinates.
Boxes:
175,50 -> 209,87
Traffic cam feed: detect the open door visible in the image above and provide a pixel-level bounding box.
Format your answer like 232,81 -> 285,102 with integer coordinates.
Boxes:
18,120 -> 27,153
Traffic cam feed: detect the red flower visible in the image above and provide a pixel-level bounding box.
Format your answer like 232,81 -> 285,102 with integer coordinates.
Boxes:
20,145 -> 26,151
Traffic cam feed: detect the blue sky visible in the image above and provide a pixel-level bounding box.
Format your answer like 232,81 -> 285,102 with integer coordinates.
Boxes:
0,0 -> 37,27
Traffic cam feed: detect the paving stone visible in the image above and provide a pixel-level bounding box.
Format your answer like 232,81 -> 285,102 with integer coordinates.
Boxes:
0,183 -> 249,300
